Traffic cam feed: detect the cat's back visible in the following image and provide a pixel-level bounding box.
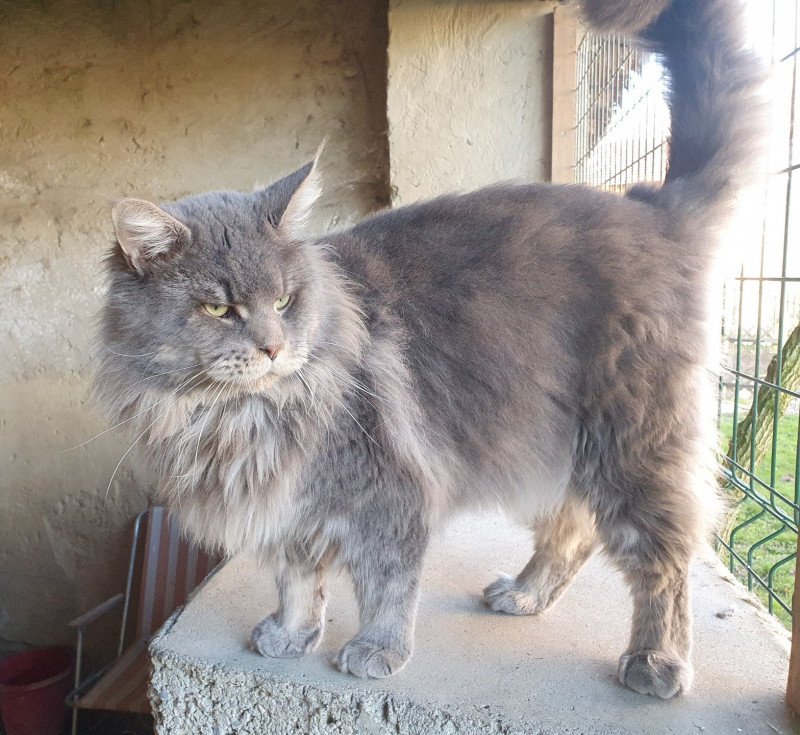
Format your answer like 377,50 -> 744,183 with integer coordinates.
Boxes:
341,180 -> 675,264
330,180 -> 688,323
327,179 -> 709,413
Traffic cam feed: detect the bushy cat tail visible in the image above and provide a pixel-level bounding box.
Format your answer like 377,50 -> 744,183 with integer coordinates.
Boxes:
578,0 -> 671,37
579,0 -> 766,220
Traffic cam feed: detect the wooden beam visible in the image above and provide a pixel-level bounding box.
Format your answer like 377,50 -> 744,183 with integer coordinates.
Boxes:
551,2 -> 579,184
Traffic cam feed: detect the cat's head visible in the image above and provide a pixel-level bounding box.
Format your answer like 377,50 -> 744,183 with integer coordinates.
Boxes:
97,159 -> 362,409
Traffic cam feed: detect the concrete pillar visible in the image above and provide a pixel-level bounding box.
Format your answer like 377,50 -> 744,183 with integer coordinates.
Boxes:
387,0 -> 556,205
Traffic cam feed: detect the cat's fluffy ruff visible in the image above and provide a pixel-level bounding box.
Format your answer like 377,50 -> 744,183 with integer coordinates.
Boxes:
94,0 -> 763,697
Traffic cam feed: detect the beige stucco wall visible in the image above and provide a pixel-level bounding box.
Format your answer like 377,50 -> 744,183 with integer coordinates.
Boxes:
0,0 -> 388,655
387,0 -> 555,205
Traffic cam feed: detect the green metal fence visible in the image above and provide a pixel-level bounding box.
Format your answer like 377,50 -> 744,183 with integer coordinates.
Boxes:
717,0 -> 800,626
574,2 -> 800,627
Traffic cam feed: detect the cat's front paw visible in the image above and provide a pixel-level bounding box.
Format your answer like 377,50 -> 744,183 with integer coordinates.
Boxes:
483,574 -> 545,615
335,638 -> 410,679
250,614 -> 322,659
618,650 -> 693,699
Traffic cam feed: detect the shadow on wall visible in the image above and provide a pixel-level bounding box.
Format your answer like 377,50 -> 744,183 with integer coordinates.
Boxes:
0,0 -> 389,661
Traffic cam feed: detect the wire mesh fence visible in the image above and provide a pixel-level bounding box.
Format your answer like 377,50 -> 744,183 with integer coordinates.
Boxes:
575,32 -> 668,189
573,2 -> 800,627
717,0 -> 800,626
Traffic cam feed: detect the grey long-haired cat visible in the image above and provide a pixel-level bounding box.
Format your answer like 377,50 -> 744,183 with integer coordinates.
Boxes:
94,0 -> 763,698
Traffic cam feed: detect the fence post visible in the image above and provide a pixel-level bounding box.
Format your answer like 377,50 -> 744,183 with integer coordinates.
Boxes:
551,2 -> 579,184
788,547 -> 800,713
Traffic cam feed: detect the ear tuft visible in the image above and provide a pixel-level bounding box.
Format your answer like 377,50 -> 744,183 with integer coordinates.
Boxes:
261,141 -> 326,238
111,199 -> 191,273
279,160 -> 323,235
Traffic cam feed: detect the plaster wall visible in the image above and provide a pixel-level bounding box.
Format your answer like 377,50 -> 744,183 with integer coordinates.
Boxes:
387,0 -> 555,205
0,0 -> 388,654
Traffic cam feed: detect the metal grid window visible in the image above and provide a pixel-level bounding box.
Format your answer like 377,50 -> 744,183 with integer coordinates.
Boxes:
573,2 -> 800,627
575,34 -> 668,190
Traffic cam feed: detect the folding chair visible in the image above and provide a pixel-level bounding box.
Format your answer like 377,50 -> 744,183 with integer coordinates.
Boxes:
66,506 -> 220,734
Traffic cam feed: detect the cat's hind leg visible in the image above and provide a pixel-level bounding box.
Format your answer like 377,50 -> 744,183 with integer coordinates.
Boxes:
483,496 -> 597,616
595,470 -> 701,699
251,545 -> 331,659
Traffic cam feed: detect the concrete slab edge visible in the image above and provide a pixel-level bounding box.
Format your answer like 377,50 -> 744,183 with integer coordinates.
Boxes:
147,635 -> 557,735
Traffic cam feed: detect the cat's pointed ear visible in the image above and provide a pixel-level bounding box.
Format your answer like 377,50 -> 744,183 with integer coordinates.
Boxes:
111,198 -> 191,274
262,145 -> 324,237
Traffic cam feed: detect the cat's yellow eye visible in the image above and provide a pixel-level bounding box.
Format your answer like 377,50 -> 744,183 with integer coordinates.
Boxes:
274,295 -> 292,312
203,303 -> 230,318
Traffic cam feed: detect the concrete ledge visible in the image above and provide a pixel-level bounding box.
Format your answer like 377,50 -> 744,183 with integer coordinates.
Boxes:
149,513 -> 794,734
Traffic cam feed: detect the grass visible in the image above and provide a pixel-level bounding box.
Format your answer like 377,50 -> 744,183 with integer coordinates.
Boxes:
718,413 -> 799,628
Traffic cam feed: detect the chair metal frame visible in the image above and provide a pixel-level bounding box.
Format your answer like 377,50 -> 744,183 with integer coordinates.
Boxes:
66,509 -> 147,735
66,506 -> 217,735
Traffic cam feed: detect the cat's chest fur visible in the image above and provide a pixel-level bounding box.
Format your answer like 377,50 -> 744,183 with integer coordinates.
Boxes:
144,391 -> 321,553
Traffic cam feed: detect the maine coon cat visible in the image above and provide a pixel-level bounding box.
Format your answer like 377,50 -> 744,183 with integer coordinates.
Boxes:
94,0 -> 763,698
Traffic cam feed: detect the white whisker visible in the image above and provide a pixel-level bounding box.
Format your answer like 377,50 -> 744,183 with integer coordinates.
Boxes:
103,345 -> 162,358
104,413 -> 161,503
62,371 -> 206,453
305,355 -> 393,412
128,361 -> 206,390
309,374 -> 381,449
106,360 -> 206,415
170,378 -> 222,475
189,380 -> 229,490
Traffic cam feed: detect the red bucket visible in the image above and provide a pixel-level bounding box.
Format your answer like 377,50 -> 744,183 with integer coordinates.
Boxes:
0,647 -> 74,735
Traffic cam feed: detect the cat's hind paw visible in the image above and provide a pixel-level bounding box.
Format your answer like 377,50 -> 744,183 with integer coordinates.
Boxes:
335,638 -> 410,679
250,614 -> 322,659
618,650 -> 693,699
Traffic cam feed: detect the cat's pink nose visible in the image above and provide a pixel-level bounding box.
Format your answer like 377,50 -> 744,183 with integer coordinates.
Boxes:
258,344 -> 283,360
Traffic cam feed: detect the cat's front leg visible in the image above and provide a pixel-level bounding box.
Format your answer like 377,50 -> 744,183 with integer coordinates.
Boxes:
251,546 -> 330,659
335,510 -> 428,679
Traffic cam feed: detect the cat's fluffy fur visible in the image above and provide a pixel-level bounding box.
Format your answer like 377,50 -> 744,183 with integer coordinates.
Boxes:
94,0 -> 763,697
